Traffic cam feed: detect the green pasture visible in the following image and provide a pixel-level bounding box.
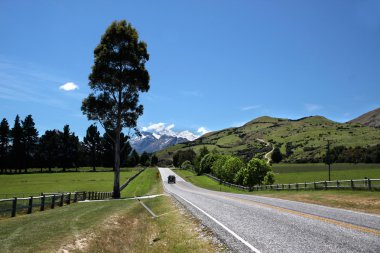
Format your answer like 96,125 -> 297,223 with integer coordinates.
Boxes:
0,168 -> 142,198
272,163 -> 380,184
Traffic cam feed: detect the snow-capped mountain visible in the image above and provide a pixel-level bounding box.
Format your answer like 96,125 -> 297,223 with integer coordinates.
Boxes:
130,131 -> 191,153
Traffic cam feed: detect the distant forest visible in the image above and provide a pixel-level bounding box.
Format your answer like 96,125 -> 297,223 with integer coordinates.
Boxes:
0,114 -> 156,174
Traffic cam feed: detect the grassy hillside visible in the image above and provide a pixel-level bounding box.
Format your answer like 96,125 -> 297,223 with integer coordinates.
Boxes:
349,108 -> 380,128
157,115 -> 380,163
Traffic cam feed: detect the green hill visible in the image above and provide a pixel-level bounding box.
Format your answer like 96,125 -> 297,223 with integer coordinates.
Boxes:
156,115 -> 380,164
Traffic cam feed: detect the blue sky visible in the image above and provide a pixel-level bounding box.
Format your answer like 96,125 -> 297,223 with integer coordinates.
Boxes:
1,0 -> 379,139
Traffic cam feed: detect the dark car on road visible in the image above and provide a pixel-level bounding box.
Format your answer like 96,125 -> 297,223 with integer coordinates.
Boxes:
168,175 -> 176,184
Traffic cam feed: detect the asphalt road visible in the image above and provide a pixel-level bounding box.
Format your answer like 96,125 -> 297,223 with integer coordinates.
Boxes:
158,167 -> 380,253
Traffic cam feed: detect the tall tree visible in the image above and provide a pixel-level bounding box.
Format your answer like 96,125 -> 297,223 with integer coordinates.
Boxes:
271,147 -> 283,163
22,115 -> 39,172
139,151 -> 150,166
129,149 -> 140,167
60,125 -> 79,171
11,115 -> 24,173
151,154 -> 158,166
0,118 -> 10,173
81,20 -> 150,198
39,130 -> 61,172
83,124 -> 101,171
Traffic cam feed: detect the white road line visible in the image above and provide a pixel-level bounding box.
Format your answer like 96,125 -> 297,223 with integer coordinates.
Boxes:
173,192 -> 262,253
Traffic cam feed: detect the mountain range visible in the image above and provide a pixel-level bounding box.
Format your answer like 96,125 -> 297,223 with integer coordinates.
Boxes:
156,108 -> 380,163
130,131 -> 190,153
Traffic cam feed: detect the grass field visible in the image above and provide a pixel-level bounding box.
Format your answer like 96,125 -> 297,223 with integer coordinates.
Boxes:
0,168 -> 222,253
174,169 -> 380,214
271,163 -> 380,184
0,168 -> 142,198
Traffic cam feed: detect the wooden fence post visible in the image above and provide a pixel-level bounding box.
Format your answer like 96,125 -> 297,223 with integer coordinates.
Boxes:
74,192 -> 77,203
67,193 -> 71,205
27,196 -> 33,214
51,195 -> 56,209
11,197 -> 17,217
314,182 -> 316,190
351,180 -> 354,189
296,183 -> 299,191
368,178 -> 372,191
324,181 -> 327,190
336,180 -> 340,189
40,195 -> 45,211
59,194 -> 64,207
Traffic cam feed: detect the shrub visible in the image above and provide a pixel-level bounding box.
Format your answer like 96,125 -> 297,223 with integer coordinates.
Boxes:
211,155 -> 229,180
222,157 -> 245,183
199,153 -> 219,175
181,160 -> 193,170
264,171 -> 275,185
241,158 -> 271,188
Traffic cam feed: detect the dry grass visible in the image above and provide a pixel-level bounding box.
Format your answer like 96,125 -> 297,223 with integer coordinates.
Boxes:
258,191 -> 380,214
62,196 -> 226,253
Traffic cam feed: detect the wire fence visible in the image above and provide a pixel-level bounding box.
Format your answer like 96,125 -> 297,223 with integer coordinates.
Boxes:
204,174 -> 380,191
0,191 -> 112,218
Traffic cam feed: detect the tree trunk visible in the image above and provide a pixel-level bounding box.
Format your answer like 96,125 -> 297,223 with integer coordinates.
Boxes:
113,129 -> 121,199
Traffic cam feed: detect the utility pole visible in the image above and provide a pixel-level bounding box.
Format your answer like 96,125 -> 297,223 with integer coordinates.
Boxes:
326,140 -> 332,181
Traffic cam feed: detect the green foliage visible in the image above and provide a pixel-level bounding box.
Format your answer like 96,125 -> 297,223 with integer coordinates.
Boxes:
139,151 -> 150,166
81,20 -> 150,198
129,150 -> 140,167
264,171 -> 276,185
0,118 -> 10,173
199,153 -> 219,175
22,115 -> 39,172
83,124 -> 101,171
222,156 -> 245,183
151,154 -> 158,166
240,158 -> 271,188
10,115 -> 24,172
181,160 -> 193,170
211,155 -> 229,180
173,149 -> 196,167
271,147 -> 283,163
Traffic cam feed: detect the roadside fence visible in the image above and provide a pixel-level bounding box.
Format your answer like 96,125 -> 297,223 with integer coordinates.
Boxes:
204,174 -> 380,191
0,191 -> 113,218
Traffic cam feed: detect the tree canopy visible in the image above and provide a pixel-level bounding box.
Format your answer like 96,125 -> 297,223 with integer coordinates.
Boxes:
81,20 -> 150,198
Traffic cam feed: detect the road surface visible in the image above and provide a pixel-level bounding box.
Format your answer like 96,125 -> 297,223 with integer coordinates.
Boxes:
158,167 -> 380,253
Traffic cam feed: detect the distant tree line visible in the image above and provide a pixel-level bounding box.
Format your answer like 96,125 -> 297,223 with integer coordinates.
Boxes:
0,115 -> 158,174
326,145 -> 380,164
172,147 -> 275,189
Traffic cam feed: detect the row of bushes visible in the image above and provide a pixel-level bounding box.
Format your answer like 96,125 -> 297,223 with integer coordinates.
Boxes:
180,153 -> 275,188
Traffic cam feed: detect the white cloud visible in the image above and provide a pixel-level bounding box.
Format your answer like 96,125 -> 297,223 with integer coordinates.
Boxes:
305,104 -> 322,112
241,105 -> 261,111
197,127 -> 210,135
59,82 -> 79,91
